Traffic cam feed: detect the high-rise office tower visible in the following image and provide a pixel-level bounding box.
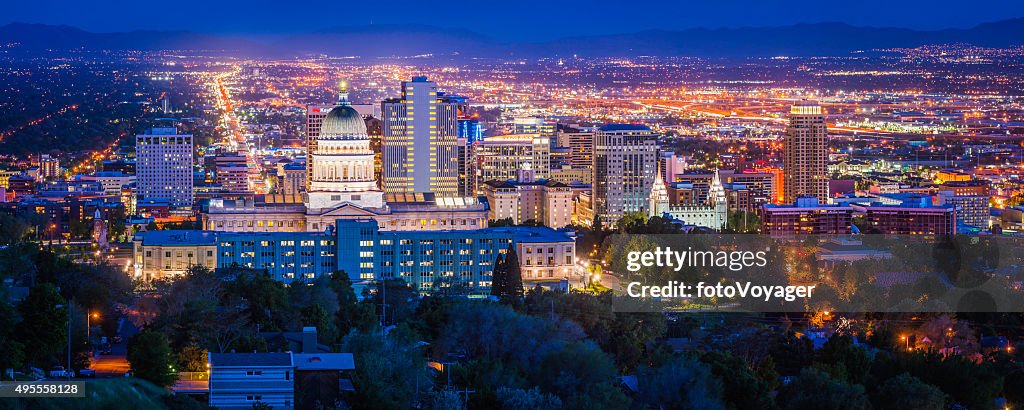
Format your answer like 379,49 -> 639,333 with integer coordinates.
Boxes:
592,124 -> 658,225
456,138 -> 474,197
783,100 -> 829,204
556,127 -> 595,171
381,77 -> 459,196
136,127 -> 194,208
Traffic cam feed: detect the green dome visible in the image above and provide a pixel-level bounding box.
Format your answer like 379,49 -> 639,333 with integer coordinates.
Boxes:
320,105 -> 367,137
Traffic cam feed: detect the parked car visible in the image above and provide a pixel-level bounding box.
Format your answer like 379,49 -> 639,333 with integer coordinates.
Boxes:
77,368 -> 96,378
48,366 -> 74,378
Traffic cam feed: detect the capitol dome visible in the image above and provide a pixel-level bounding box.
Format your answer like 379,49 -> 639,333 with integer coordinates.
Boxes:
320,104 -> 367,137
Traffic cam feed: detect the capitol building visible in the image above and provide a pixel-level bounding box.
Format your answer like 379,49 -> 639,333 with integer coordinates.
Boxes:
202,87 -> 488,233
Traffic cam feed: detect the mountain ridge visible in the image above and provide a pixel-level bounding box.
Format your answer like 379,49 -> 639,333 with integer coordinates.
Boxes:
2,19 -> 1024,57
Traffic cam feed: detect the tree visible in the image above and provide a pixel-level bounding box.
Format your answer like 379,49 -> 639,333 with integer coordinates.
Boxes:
489,245 -> 523,301
222,267 -> 289,331
769,332 -> 814,376
778,368 -> 869,410
329,271 -> 375,336
496,387 -> 562,410
502,244 -> 523,300
178,344 -> 209,372
342,331 -> 432,410
0,299 -> 25,376
290,276 -> 341,343
15,283 -> 67,366
701,350 -> 776,410
127,329 -> 177,387
490,253 -> 508,298
429,389 -> 464,410
535,341 -> 630,409
873,373 -> 945,410
616,212 -> 648,233
635,355 -> 725,410
815,335 -> 871,384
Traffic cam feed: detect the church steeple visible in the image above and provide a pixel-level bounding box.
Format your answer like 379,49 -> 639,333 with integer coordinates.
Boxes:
708,169 -> 727,207
648,161 -> 669,217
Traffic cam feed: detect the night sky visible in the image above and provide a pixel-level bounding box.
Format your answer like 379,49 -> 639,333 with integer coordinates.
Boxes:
4,0 -> 1024,41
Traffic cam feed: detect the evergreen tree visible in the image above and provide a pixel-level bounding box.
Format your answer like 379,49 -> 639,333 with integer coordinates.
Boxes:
490,253 -> 507,297
503,243 -> 524,299
15,283 -> 67,366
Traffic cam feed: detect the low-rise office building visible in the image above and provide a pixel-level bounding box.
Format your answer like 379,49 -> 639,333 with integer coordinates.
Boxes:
762,197 -> 854,237
134,220 -> 578,291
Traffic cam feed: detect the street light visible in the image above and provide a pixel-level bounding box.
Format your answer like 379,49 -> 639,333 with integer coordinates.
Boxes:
87,312 -> 99,347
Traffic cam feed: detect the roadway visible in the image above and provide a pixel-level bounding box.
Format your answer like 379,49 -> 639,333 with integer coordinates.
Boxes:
89,318 -> 138,378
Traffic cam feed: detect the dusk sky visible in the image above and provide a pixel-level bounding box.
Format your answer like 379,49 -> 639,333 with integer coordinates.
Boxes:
4,0 -> 1024,41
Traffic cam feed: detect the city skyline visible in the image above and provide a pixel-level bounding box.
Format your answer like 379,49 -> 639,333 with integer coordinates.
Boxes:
1,6 -> 1023,408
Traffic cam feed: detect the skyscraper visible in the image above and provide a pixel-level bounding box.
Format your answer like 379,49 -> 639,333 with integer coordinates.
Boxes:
783,100 -> 829,204
381,77 -> 459,196
592,124 -> 658,225
136,127 -> 194,209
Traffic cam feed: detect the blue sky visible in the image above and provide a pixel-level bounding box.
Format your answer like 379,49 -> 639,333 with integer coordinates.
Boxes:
4,0 -> 1024,41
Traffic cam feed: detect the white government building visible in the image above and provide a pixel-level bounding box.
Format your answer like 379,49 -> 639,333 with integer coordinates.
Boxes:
203,86 -> 488,233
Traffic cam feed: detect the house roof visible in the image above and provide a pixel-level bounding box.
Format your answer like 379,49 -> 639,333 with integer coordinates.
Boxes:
293,353 -> 355,371
209,352 -> 293,368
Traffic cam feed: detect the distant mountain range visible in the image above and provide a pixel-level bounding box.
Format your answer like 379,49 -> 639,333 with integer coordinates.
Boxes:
2,19 -> 1024,58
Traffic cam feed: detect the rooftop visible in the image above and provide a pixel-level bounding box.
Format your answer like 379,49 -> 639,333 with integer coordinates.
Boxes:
598,124 -> 651,132
135,230 -> 217,246
293,353 -> 355,371
209,352 -> 293,368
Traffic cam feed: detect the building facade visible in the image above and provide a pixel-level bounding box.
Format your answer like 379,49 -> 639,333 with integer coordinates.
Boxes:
852,199 -> 956,236
471,134 -> 551,191
79,172 -> 135,196
135,220 -> 577,291
381,77 -> 459,196
593,124 -> 658,225
136,127 -> 194,209
132,230 -> 218,281
782,101 -> 829,204
762,197 -> 854,237
481,179 -> 573,228
208,353 -> 296,410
